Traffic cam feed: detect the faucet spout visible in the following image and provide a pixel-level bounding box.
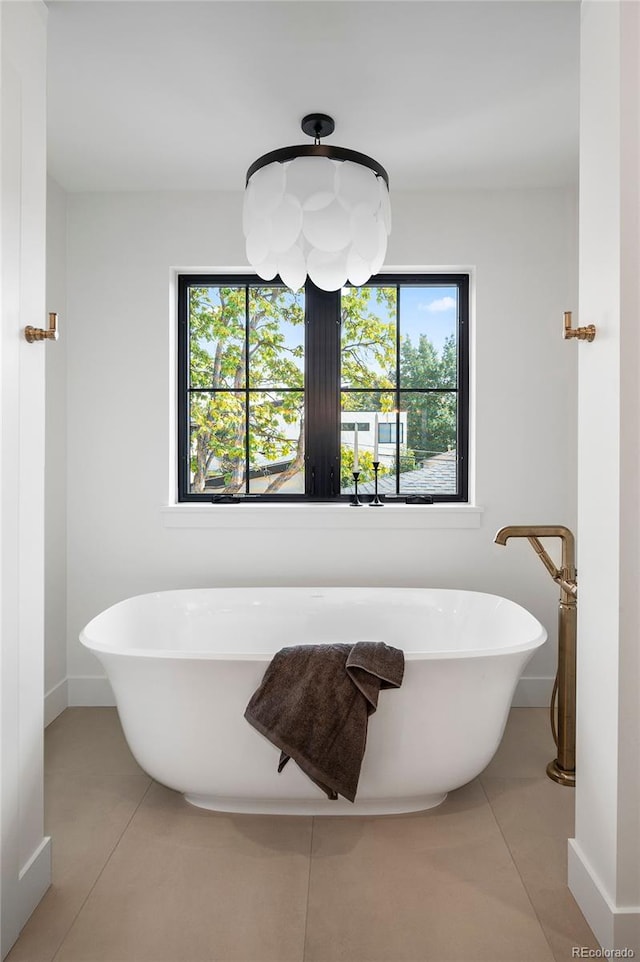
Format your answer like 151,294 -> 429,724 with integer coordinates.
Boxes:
494,524 -> 576,586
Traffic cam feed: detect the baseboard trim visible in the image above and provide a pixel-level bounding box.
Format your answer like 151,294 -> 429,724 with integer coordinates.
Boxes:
44,678 -> 68,726
569,838 -> 640,954
512,676 -> 553,707
17,836 -> 51,933
67,675 -> 115,707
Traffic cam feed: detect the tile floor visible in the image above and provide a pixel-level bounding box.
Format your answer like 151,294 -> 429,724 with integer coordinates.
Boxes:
8,708 -> 598,962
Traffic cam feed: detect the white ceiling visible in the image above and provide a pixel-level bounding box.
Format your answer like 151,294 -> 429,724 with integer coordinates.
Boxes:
47,0 -> 580,193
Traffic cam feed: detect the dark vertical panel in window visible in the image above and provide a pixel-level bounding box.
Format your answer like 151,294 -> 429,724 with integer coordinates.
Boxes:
305,282 -> 340,497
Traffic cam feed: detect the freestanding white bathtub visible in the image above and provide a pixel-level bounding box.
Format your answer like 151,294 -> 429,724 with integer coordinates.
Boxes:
80,587 -> 546,816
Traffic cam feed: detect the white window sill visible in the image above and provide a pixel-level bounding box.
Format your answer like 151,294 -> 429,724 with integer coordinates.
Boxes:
160,503 -> 484,530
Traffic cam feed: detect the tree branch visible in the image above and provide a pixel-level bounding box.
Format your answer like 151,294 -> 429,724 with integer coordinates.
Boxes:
264,420 -> 305,493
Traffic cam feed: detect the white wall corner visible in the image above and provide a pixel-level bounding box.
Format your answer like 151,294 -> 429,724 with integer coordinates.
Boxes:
44,678 -> 68,727
569,838 -> 640,955
67,676 -> 115,707
45,174 -> 68,728
573,0 -> 640,944
17,837 -> 51,941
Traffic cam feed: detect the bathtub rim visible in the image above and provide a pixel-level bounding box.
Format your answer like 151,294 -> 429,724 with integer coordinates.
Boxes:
79,586 -> 548,662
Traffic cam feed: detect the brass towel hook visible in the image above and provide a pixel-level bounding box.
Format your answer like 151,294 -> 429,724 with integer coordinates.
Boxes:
25,312 -> 59,343
563,310 -> 596,342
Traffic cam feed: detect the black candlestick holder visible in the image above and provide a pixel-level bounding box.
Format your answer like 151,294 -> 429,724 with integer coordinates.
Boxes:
370,461 -> 384,506
350,471 -> 363,506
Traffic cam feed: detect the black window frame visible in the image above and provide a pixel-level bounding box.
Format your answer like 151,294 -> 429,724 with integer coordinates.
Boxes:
177,272 -> 469,503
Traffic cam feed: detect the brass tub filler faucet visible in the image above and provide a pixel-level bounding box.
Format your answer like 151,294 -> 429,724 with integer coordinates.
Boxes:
494,525 -> 577,787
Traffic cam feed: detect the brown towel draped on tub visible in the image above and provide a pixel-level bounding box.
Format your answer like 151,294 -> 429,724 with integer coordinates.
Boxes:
244,642 -> 404,803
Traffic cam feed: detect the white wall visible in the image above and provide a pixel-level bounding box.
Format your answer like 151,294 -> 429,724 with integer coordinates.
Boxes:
44,176 -> 67,724
568,0 -> 640,952
60,187 -> 578,706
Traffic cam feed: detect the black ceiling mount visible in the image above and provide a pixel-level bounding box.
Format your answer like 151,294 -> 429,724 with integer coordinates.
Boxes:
245,113 -> 389,188
301,113 -> 335,140
245,144 -> 389,188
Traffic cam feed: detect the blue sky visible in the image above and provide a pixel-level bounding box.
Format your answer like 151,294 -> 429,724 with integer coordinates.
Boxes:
400,285 -> 457,356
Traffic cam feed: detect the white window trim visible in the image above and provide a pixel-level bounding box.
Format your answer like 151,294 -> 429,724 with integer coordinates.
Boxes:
167,264 -> 478,522
160,503 -> 484,530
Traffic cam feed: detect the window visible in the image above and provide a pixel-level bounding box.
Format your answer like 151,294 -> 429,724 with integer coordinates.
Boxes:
378,422 -> 404,445
341,422 -> 370,433
177,273 -> 469,502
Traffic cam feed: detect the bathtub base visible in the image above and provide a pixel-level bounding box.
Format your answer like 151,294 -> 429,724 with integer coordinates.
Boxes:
183,792 -> 448,816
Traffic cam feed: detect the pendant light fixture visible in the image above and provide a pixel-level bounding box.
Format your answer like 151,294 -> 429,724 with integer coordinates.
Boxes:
242,114 -> 391,292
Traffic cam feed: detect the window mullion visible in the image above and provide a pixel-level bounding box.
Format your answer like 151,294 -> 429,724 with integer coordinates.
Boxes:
304,281 -> 341,498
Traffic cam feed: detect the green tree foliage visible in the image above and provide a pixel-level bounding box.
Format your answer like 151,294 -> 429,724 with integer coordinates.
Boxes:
340,446 -> 392,487
340,287 -> 396,411
399,333 -> 439,388
390,448 -> 417,475
437,333 -> 458,388
399,332 -> 457,460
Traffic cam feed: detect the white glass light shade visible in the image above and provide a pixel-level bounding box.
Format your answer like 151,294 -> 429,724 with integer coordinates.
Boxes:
243,155 -> 390,292
249,162 -> 286,216
269,195 -> 303,253
254,256 -> 278,281
307,248 -> 349,292
351,203 -> 379,261
346,247 -> 374,287
278,243 -> 306,292
336,160 -> 380,211
287,156 -> 336,206
303,199 -> 351,252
